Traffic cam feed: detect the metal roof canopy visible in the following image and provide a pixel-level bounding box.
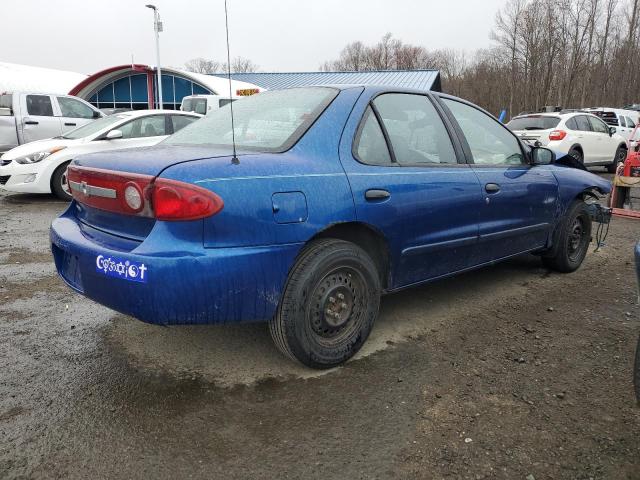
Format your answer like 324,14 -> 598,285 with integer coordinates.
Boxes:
209,70 -> 441,92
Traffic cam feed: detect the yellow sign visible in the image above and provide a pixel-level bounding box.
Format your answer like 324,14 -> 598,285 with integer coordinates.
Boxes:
236,88 -> 260,96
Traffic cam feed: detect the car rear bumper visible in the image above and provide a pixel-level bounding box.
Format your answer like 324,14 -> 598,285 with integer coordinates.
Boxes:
50,211 -> 302,325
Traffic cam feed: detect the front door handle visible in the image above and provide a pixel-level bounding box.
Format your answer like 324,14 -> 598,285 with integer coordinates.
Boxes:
485,183 -> 500,193
365,189 -> 390,201
24,120 -> 39,125
64,122 -> 76,127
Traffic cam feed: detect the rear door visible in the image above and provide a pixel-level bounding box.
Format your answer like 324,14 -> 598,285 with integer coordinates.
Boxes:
56,96 -> 99,134
438,97 -> 558,263
574,115 -> 598,163
339,92 -> 484,288
21,94 -> 62,143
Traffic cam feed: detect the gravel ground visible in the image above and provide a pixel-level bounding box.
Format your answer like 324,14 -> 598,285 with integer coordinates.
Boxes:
1,173 -> 639,480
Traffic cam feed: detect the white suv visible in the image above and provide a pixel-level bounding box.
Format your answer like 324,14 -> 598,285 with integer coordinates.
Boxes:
507,112 -> 627,172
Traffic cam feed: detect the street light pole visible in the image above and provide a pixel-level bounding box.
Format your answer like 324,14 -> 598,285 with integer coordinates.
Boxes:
145,4 -> 163,109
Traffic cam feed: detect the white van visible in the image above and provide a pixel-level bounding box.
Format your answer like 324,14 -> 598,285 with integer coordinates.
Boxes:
180,95 -> 235,115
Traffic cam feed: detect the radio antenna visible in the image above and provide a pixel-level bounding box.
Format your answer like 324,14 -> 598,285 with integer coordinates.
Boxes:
224,0 -> 239,164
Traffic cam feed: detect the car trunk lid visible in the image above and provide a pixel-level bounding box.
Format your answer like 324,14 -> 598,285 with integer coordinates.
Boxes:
69,145 -> 239,245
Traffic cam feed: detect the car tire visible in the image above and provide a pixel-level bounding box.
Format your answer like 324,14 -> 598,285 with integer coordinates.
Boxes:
51,161 -> 72,201
607,145 -> 627,173
269,238 -> 381,369
568,148 -> 583,165
542,200 -> 592,273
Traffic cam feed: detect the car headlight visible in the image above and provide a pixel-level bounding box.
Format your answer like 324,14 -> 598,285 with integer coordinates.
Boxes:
14,146 -> 66,164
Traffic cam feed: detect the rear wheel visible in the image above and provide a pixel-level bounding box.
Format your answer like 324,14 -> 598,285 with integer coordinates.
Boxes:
542,200 -> 592,273
51,161 -> 72,201
607,145 -> 627,173
269,239 -> 381,369
568,148 -> 583,165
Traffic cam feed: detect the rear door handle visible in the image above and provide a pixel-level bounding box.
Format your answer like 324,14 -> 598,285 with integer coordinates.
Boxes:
485,183 -> 500,193
365,189 -> 390,201
64,122 -> 76,126
24,120 -> 39,125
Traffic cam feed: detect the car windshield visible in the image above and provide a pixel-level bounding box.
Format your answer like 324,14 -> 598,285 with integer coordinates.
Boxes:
507,116 -> 560,130
165,87 -> 339,152
62,115 -> 128,139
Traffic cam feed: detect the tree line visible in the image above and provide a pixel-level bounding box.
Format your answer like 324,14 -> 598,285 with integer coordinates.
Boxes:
183,56 -> 258,75
321,0 -> 640,119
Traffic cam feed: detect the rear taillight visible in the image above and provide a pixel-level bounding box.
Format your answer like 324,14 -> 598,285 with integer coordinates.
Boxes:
152,178 -> 224,221
67,166 -> 223,221
549,130 -> 567,141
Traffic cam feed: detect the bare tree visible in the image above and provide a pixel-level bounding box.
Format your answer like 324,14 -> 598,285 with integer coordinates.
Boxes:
184,58 -> 222,74
320,1 -> 640,118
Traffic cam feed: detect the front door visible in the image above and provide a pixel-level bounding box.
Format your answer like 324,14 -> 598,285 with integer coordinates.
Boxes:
588,115 -> 615,162
56,96 -> 98,134
439,97 -> 559,263
21,94 -> 62,143
339,92 -> 484,288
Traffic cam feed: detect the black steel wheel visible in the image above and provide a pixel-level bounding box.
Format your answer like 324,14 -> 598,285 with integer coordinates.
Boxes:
269,239 -> 381,369
542,200 -> 592,273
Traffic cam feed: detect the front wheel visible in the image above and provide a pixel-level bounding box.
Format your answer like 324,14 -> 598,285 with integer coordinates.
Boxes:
269,239 -> 381,369
542,200 -> 592,273
51,161 -> 72,201
607,145 -> 627,173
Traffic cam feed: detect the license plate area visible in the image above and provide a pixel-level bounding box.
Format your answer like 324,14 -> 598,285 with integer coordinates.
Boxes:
52,244 -> 84,292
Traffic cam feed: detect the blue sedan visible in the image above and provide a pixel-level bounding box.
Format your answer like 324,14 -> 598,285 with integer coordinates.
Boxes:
50,86 -> 611,368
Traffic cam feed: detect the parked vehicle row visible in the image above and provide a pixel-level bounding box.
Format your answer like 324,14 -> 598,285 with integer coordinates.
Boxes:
49,85 -> 611,368
0,110 -> 201,199
507,111 -> 627,172
0,92 -> 104,153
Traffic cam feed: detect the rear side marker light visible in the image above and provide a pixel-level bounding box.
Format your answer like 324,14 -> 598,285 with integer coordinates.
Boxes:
67,166 -> 223,221
549,130 -> 567,141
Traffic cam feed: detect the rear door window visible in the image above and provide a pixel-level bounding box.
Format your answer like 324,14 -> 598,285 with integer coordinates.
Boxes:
119,115 -> 167,139
171,115 -> 198,133
575,115 -> 592,132
372,93 -> 457,165
565,117 -> 578,130
354,107 -> 392,165
625,116 -> 636,128
26,95 -> 54,116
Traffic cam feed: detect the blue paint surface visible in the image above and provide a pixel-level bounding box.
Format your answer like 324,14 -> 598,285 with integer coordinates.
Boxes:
51,86 -> 612,325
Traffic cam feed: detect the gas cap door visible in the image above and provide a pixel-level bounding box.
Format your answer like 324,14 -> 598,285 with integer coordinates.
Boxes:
272,192 -> 308,224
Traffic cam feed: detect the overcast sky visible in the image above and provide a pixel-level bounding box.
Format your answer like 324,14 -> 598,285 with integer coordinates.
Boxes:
1,0 -> 507,74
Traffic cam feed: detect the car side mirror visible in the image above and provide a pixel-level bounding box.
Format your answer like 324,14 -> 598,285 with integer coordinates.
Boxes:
105,129 -> 123,140
93,110 -> 102,119
530,146 -> 555,165
609,126 -> 616,136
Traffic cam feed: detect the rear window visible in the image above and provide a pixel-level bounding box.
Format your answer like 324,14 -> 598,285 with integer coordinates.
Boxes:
507,116 -> 560,131
0,94 -> 12,109
590,110 -> 618,126
166,87 -> 339,153
182,98 -> 207,115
